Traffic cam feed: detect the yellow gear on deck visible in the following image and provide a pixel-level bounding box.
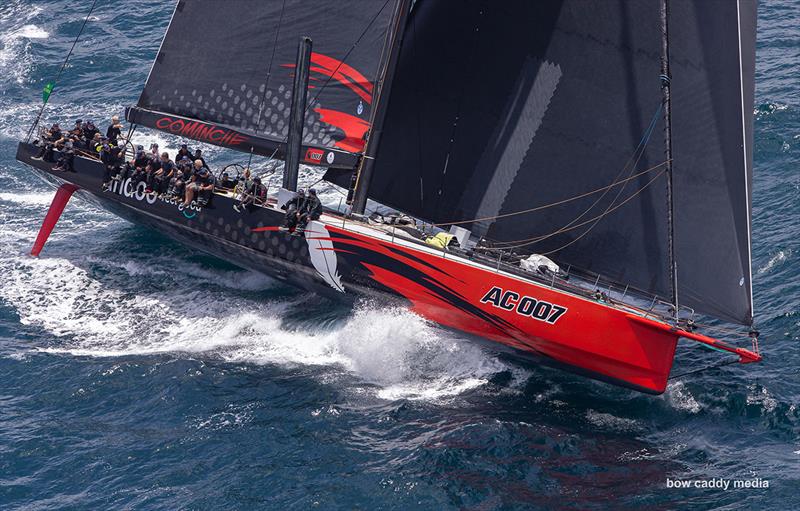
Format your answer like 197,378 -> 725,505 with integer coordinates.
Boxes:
425,232 -> 455,249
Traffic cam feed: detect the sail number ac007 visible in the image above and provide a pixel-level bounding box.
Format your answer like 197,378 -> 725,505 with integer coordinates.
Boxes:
480,286 -> 568,325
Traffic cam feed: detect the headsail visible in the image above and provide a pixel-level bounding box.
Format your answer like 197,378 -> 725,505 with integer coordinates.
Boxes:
127,0 -> 400,168
349,0 -> 756,325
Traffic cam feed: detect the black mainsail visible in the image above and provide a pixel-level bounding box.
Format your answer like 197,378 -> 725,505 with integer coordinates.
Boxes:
345,0 -> 757,326
125,0 -> 401,169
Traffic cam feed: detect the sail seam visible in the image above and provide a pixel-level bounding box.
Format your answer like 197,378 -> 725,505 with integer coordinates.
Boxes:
736,0 -> 755,321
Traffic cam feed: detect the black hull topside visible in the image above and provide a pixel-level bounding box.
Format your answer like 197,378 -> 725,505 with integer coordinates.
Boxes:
15,142 -> 372,303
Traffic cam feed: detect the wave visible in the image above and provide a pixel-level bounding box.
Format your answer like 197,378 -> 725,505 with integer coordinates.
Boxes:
9,24 -> 49,40
755,102 -> 790,119
0,191 -> 55,205
758,249 -> 790,274
0,6 -> 47,86
0,237 -> 514,401
585,410 -> 641,432
664,381 -> 702,414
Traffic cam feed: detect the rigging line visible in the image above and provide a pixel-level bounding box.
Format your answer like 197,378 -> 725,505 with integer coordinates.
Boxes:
250,0 -> 392,190
304,0 -> 393,121
245,148 -> 254,172
505,167 -> 666,251
25,0 -> 99,143
536,109 -> 665,255
435,162 -> 666,228
668,358 -> 738,381
252,0 -> 391,176
433,103 -> 664,229
490,166 -> 667,252
253,0 -> 287,134
488,103 -> 663,248
539,167 -> 662,256
689,321 -> 754,338
490,130 -> 658,249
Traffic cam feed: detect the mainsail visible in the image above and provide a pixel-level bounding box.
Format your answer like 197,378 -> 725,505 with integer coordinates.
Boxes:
126,0 -> 400,168
348,0 -> 757,326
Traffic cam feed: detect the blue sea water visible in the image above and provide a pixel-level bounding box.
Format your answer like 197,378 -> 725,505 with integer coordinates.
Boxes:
0,1 -> 798,509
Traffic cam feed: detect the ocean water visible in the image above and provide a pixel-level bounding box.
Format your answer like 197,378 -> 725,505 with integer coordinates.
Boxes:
1,1 -> 798,509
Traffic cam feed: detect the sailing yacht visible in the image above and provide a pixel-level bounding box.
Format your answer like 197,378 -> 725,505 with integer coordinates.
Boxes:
16,0 -> 761,394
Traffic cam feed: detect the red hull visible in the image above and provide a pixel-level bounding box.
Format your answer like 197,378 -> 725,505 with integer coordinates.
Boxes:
324,225 -> 681,394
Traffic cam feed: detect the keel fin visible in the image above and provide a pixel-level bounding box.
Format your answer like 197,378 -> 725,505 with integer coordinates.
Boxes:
31,183 -> 79,257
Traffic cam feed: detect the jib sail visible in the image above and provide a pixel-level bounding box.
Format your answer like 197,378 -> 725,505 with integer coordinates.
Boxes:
127,0 -> 400,168
356,0 -> 757,326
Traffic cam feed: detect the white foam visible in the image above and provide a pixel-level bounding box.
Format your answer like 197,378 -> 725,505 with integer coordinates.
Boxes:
758,249 -> 790,274
0,139 -> 508,404
746,384 -> 778,413
585,410 -> 641,432
11,24 -> 49,39
664,381 -> 702,413
0,18 -> 48,85
0,238 -> 510,401
111,257 -> 275,292
0,192 -> 54,205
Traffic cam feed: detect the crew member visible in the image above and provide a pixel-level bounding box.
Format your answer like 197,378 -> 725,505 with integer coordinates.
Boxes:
53,141 -> 75,172
193,149 -> 208,169
36,123 -> 62,160
69,119 -> 83,138
219,172 -> 237,191
294,188 -> 322,234
234,176 -> 266,212
282,189 -> 306,232
82,120 -> 99,148
100,141 -> 123,189
106,115 -> 123,145
183,164 -> 215,207
174,143 -> 192,163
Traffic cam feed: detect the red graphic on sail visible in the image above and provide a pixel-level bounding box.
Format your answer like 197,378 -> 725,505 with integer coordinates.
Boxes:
315,108 -> 369,153
282,52 -> 374,104
283,52 -> 373,153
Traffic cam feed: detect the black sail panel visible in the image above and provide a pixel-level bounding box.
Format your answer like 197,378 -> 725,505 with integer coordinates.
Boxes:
369,0 -> 671,303
367,0 -> 756,325
669,0 -> 756,325
133,0 -> 398,160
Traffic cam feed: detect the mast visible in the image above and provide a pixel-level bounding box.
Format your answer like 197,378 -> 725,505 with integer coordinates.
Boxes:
660,0 -> 678,317
351,0 -> 412,215
283,36 -> 313,192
